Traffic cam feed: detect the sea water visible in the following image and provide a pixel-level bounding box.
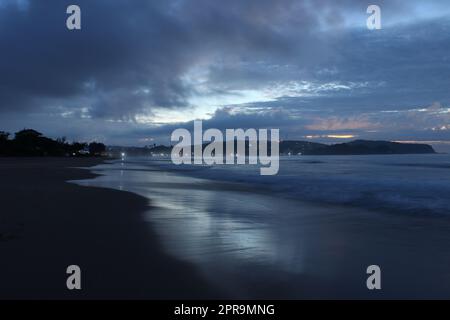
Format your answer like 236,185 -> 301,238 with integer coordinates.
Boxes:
73,154 -> 450,298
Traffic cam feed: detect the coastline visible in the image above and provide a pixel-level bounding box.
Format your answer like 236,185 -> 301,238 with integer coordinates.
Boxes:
0,157 -> 222,299
73,156 -> 450,299
4,156 -> 450,299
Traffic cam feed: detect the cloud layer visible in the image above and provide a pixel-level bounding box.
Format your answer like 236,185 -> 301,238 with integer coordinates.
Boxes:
0,0 -> 450,149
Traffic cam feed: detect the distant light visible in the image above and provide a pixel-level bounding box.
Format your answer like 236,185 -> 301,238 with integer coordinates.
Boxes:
305,134 -> 355,139
121,152 -> 126,157
326,135 -> 355,139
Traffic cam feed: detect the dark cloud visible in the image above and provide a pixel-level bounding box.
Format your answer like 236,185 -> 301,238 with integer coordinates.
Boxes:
0,0 -> 450,145
0,0 -> 194,118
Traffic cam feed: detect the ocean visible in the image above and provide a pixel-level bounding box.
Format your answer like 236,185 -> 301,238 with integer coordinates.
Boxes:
72,154 -> 450,298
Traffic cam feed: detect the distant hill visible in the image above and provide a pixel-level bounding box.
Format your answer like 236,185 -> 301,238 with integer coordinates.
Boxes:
278,140 -> 327,155
302,140 -> 436,155
3,128 -> 434,158
116,139 -> 436,157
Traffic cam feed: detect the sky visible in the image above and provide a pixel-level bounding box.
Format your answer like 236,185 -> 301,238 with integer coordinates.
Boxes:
1,0 -> 450,150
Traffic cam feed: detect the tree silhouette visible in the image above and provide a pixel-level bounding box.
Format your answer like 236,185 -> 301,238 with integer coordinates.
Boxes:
0,128 -> 106,157
0,131 -> 9,141
88,142 -> 106,156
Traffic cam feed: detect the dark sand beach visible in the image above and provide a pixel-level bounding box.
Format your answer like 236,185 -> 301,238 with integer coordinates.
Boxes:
3,156 -> 450,299
0,158 -> 221,299
71,156 -> 450,299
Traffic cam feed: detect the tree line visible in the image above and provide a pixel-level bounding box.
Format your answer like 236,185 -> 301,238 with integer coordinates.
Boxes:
0,129 -> 106,157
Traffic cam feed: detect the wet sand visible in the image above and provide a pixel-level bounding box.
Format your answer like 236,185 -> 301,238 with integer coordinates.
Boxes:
74,158 -> 450,299
3,157 -> 450,299
0,158 -> 222,299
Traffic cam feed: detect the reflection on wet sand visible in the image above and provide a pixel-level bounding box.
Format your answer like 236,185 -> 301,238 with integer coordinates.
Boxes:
73,159 -> 450,298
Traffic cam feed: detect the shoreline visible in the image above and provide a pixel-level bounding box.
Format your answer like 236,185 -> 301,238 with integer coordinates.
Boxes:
0,157 -> 222,299
4,156 -> 450,299
76,156 -> 450,299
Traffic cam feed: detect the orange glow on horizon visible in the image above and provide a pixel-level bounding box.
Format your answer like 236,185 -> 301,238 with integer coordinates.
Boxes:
326,135 -> 355,139
304,134 -> 356,139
